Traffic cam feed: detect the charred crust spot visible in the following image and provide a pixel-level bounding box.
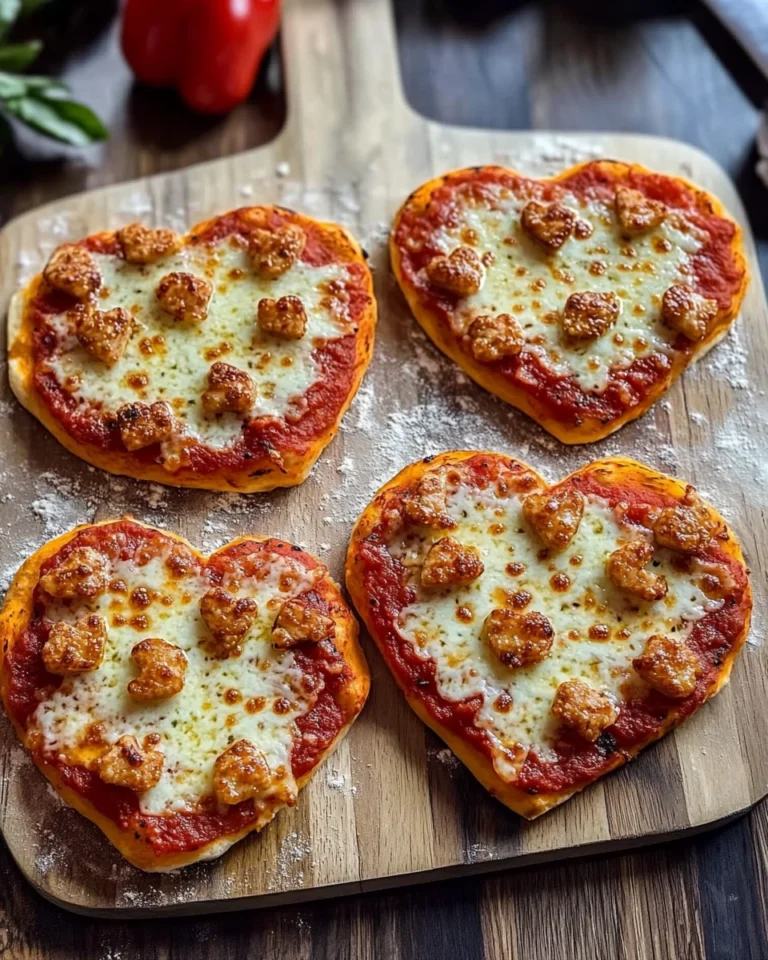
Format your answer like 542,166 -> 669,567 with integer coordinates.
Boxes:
595,730 -> 618,756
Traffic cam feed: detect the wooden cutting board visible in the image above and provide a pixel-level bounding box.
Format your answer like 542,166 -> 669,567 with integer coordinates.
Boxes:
0,0 -> 766,918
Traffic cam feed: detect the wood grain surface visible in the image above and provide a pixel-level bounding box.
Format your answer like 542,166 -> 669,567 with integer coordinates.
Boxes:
0,0 -> 767,955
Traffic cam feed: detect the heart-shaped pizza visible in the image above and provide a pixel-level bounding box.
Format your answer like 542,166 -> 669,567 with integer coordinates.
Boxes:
0,520 -> 369,870
9,207 -> 375,491
390,162 -> 747,443
346,452 -> 750,817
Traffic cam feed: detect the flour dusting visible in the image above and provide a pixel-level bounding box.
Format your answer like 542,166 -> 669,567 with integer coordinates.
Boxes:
267,831 -> 314,891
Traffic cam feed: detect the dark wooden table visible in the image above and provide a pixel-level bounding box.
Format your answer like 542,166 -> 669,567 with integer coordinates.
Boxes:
1,2 -> 767,957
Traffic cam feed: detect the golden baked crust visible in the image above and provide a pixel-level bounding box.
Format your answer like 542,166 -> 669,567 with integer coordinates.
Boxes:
346,452 -> 751,818
8,206 -> 376,492
0,520 -> 370,871
391,162 -> 748,444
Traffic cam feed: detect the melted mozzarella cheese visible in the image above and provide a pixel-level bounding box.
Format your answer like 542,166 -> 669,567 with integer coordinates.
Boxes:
33,550 -> 322,814
430,184 -> 703,392
390,483 -> 720,780
46,240 -> 352,448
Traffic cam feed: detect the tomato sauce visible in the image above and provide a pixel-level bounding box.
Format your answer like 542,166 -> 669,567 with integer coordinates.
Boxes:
57,763 -> 262,853
5,520 -> 357,857
394,162 -> 744,427
355,454 -> 750,796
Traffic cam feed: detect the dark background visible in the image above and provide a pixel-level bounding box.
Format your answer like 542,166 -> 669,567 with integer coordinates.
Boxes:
1,2 -> 767,958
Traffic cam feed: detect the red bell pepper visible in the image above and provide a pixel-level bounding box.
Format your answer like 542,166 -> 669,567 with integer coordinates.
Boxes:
121,0 -> 282,115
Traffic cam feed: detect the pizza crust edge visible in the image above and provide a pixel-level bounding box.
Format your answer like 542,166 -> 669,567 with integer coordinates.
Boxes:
345,450 -> 751,819
0,520 -> 371,871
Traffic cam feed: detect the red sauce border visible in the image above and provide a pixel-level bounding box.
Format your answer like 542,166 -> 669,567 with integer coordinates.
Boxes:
29,208 -> 373,475
4,520 -> 358,858
354,454 -> 750,797
393,163 -> 745,428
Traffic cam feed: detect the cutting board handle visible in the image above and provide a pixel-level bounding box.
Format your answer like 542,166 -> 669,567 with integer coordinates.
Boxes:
279,0 -> 414,180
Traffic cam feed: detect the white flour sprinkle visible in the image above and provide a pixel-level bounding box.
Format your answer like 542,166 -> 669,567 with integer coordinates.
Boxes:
493,135 -> 605,177
705,323 -> 749,390
429,746 -> 462,774
267,831 -> 314,891
16,249 -> 40,284
325,768 -> 360,797
466,842 -> 493,863
0,463 -> 180,597
116,190 -> 154,220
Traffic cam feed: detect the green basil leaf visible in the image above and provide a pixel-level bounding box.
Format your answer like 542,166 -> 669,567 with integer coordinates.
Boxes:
38,96 -> 107,139
0,71 -> 27,98
0,0 -> 21,41
4,94 -> 107,145
31,79 -> 72,98
20,74 -> 67,94
0,40 -> 41,70
0,70 -> 68,98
